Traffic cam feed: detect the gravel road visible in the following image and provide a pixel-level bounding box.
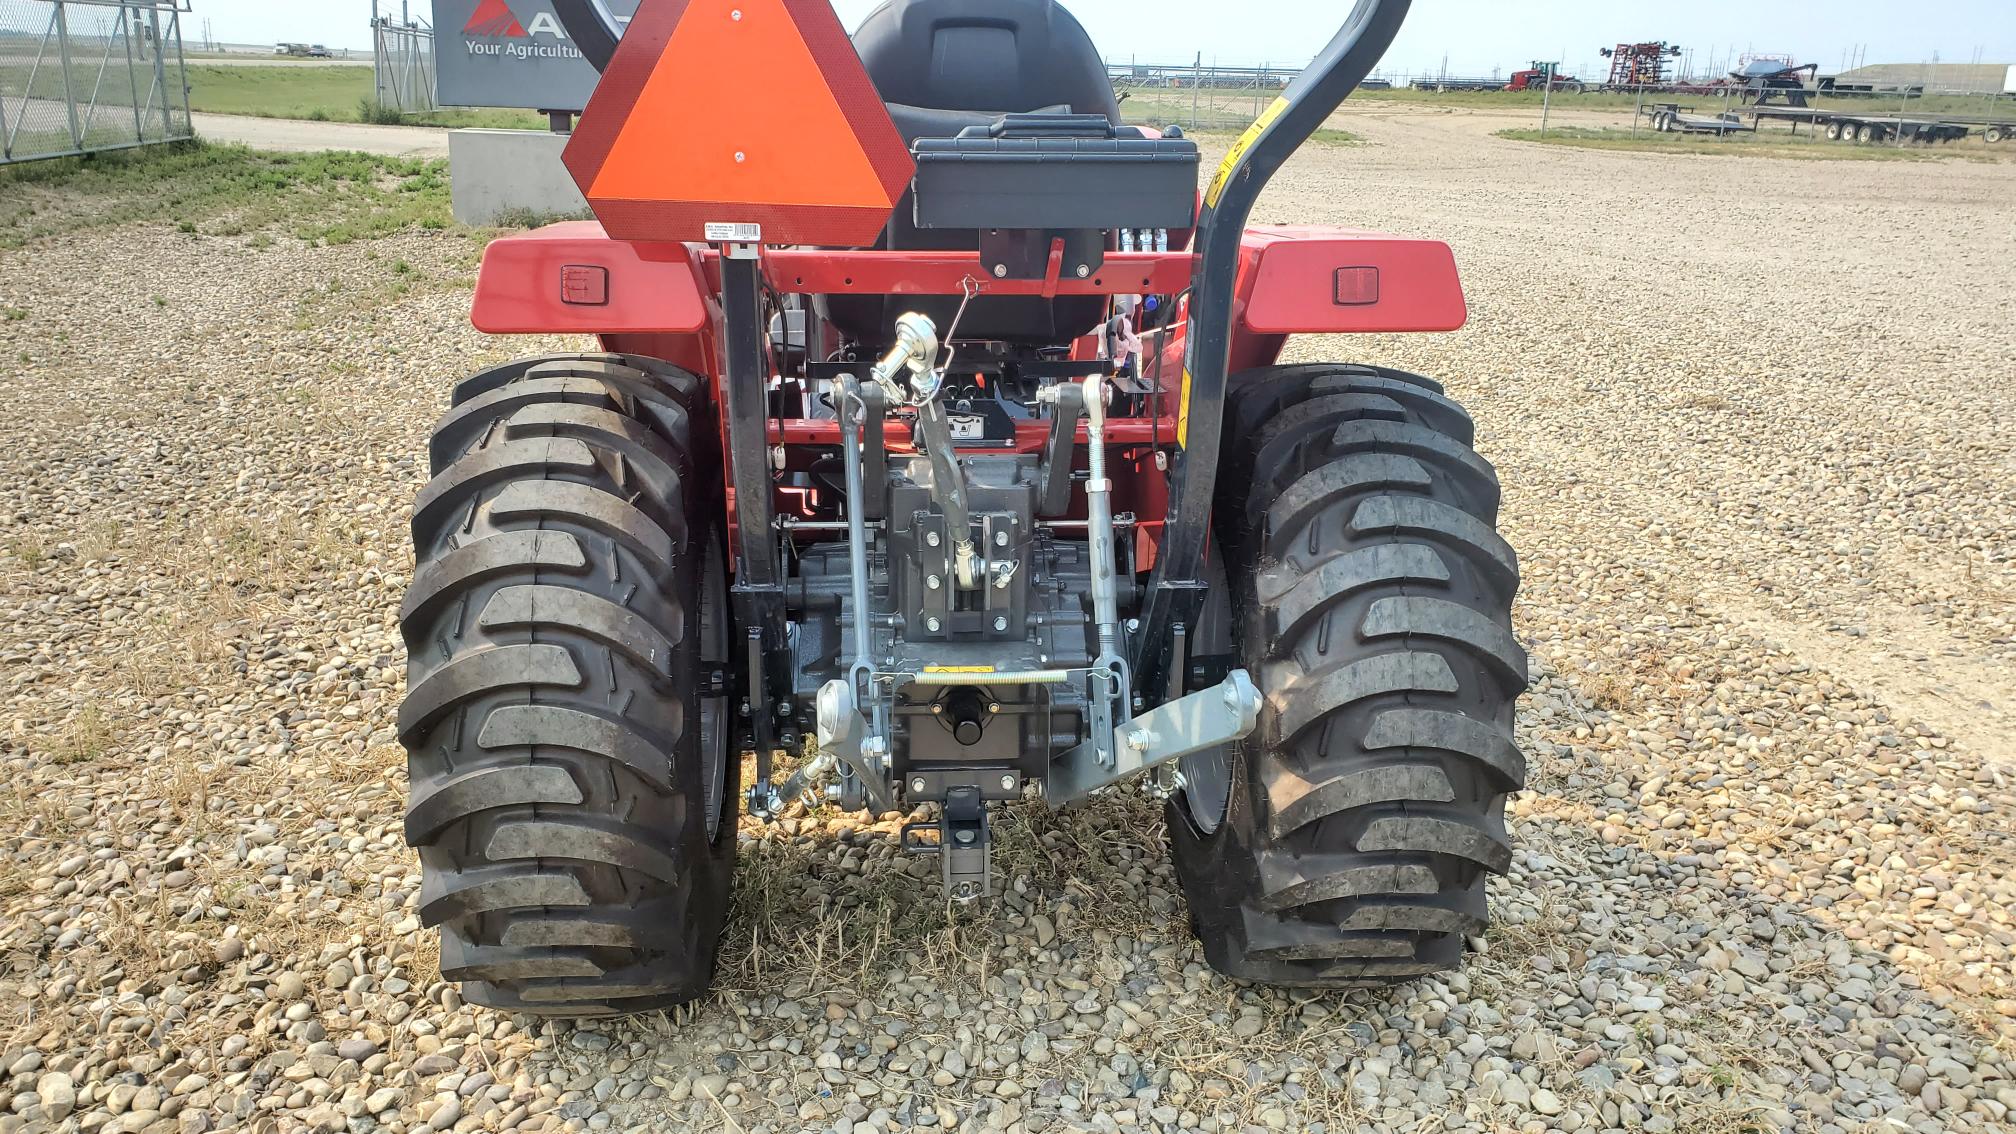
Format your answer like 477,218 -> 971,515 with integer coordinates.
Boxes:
190,114 -> 451,158
0,109 -> 2011,1134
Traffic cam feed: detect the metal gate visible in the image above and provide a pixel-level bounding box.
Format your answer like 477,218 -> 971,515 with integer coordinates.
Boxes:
0,0 -> 191,165
372,14 -> 436,116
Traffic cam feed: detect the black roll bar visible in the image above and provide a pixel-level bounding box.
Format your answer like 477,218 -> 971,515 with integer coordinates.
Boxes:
551,0 -> 623,72
1130,0 -> 1411,698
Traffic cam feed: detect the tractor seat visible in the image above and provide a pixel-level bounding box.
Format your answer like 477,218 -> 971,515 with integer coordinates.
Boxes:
818,0 -> 1122,349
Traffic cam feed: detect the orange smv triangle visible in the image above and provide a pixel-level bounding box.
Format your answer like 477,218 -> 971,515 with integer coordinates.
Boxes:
564,0 -> 913,247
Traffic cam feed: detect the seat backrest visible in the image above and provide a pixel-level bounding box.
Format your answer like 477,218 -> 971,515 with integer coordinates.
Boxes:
852,0 -> 1120,121
820,0 -> 1119,348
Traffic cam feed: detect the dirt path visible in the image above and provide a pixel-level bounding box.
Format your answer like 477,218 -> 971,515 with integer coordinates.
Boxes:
192,111 -> 451,157
1293,105 -> 2016,764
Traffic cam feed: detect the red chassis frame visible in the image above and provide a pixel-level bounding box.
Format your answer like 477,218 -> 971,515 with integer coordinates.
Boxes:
471,220 -> 1466,566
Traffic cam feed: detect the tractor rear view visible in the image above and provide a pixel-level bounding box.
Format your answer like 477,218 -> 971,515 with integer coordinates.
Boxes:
401,0 -> 1526,1016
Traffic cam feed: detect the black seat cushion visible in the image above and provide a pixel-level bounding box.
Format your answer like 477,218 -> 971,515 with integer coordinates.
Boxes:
820,1 -> 1119,348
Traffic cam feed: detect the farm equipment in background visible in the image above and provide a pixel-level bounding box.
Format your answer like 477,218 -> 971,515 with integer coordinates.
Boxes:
1602,41 -> 1682,89
1740,60 -> 1819,107
399,0 -> 1526,1015
1506,62 -> 1583,93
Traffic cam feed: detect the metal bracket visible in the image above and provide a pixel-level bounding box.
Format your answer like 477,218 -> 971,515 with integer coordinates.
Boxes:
814,679 -> 897,816
1048,670 -> 1262,806
859,381 -> 888,522
900,785 -> 992,903
939,786 -> 990,902
976,227 -> 1106,281
1035,380 -> 1085,517
721,249 -> 793,779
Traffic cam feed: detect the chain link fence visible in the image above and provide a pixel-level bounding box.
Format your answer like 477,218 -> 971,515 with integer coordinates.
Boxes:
1113,64 -> 1296,132
373,14 -> 435,116
0,0 -> 191,165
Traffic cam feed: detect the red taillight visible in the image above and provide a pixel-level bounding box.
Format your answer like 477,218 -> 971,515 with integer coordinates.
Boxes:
560,264 -> 609,306
1333,266 -> 1380,306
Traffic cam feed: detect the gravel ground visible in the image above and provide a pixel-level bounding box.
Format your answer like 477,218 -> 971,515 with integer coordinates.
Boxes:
0,110 -> 2012,1134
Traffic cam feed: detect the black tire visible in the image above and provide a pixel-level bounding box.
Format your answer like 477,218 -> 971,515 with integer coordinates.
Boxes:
1824,121 -> 1843,141
400,353 -> 736,1016
1169,363 -> 1526,987
1987,126 -> 2005,144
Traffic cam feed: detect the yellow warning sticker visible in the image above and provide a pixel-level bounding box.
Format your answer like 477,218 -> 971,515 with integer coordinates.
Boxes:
1204,96 -> 1290,209
1177,367 -> 1195,449
923,665 -> 998,674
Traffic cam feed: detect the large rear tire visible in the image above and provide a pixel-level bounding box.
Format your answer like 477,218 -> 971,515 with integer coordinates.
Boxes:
400,354 -> 736,1016
1169,363 -> 1527,986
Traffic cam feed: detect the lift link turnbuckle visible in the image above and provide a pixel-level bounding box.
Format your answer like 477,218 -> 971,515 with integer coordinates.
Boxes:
1081,374 -> 1131,771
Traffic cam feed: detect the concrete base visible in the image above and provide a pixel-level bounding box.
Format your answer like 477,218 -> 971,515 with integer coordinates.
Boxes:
448,128 -> 589,226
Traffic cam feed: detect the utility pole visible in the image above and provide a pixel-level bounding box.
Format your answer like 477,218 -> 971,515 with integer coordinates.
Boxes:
1191,51 -> 1200,131
1540,62 -> 1554,136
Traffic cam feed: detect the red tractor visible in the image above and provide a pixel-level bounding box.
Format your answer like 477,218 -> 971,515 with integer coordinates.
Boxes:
402,0 -> 1526,1015
1506,62 -> 1585,93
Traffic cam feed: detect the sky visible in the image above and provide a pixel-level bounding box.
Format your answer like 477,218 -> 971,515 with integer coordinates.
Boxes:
200,1 -> 2016,81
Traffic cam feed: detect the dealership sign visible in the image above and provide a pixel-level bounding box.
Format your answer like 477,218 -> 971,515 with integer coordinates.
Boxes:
434,0 -> 641,111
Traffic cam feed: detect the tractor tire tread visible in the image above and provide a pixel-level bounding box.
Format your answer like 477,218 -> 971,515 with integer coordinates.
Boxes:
1170,362 -> 1526,989
402,351 -> 732,1017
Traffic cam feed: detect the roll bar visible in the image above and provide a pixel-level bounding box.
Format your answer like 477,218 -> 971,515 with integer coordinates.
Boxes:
1133,0 -> 1410,696
552,0 -> 623,72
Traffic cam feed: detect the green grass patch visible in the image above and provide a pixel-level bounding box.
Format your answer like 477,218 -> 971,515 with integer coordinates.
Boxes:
1310,128 -> 1360,145
357,99 -> 407,126
177,64 -> 545,129
180,64 -> 370,118
0,140 -> 453,248
0,60 -> 537,127
1495,125 -> 2003,161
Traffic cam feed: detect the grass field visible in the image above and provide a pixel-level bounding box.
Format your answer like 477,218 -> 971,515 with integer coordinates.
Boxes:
0,141 -> 452,247
179,64 -> 545,130
1496,125 -> 2014,161
24,58 -> 2003,136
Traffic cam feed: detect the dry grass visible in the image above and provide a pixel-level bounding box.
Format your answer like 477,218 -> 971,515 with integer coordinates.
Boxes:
1580,671 -> 1637,712
43,704 -> 121,765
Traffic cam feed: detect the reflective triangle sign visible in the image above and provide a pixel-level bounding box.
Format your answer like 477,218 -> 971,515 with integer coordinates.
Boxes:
563,0 -> 913,247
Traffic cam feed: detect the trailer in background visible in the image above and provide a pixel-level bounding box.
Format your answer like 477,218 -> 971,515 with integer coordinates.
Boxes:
1749,106 -> 1977,144
1408,76 -> 1504,92
1641,103 -> 1754,136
